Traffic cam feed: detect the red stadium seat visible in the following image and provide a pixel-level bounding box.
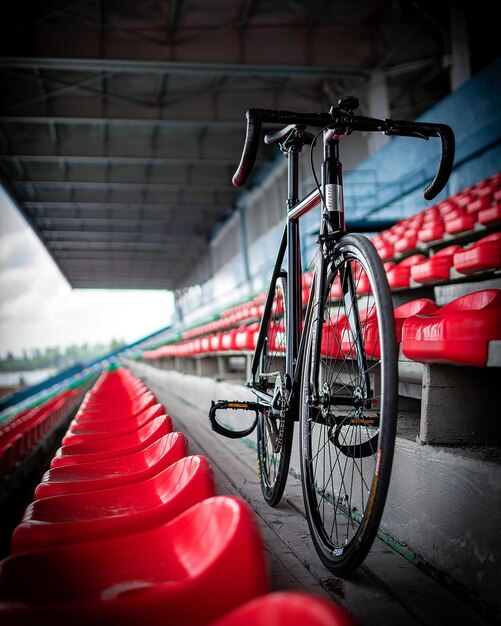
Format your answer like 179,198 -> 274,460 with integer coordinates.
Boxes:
208,334 -> 219,352
209,592 -> 356,626
410,245 -> 462,284
35,432 -> 189,498
361,298 -> 439,359
417,220 -> 445,244
393,298 -> 439,339
376,242 -> 395,260
453,233 -> 501,275
394,230 -> 418,254
453,191 -> 475,209
12,455 -> 216,553
338,309 -> 377,358
70,393 -> 161,432
1,496 -> 269,626
466,195 -> 492,213
220,329 -> 239,351
386,254 -> 427,289
62,404 -> 166,444
444,212 -> 476,235
51,414 -> 174,466
200,336 -> 211,353
401,289 -> 501,366
72,392 -> 159,425
478,202 -> 501,226
234,323 -> 259,351
0,391 -> 78,479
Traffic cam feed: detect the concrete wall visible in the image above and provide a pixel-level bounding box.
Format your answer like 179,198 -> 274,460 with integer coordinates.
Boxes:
347,56 -> 501,225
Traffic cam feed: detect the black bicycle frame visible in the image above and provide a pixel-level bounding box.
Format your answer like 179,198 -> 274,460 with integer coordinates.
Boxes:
250,132 -> 349,408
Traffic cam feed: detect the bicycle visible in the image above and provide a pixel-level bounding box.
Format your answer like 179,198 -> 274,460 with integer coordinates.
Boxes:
209,96 -> 454,574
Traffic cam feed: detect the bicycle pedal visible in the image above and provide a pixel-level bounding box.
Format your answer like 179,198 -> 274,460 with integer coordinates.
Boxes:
208,400 -> 260,439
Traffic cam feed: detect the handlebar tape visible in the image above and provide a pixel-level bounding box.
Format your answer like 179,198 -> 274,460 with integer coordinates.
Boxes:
384,120 -> 455,200
232,108 -> 455,201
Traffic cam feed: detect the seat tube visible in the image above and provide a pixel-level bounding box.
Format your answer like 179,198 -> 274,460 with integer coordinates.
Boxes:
286,145 -> 301,379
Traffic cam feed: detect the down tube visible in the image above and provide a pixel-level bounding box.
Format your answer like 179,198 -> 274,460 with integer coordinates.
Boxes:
286,215 -> 302,382
251,225 -> 287,380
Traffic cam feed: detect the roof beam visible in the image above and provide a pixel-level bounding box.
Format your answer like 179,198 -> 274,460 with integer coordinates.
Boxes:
47,240 -> 208,251
33,216 -> 218,227
1,67 -> 154,111
0,115 -> 242,129
54,250 -> 188,260
60,261 -> 187,272
3,154 -> 238,166
23,201 -> 230,211
41,227 -> 209,239
14,180 -> 232,191
70,281 -> 173,289
0,56 -> 367,79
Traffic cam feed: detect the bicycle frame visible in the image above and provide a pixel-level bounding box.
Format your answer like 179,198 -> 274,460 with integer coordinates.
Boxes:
250,133 -> 354,411
210,98 -> 454,573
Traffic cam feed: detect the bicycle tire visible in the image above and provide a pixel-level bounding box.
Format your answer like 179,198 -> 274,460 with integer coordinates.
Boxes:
256,273 -> 294,506
300,233 -> 398,574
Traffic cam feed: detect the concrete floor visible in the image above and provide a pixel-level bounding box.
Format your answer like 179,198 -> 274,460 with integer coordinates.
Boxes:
129,361 -> 497,626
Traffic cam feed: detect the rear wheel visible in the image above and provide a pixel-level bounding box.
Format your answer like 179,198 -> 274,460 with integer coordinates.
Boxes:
256,273 -> 294,506
300,234 -> 398,574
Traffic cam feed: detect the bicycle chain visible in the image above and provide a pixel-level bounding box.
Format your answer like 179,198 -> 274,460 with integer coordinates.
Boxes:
265,372 -> 287,454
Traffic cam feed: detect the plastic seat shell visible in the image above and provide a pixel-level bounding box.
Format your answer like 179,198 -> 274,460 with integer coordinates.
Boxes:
12,455 -> 216,553
61,404 -> 167,445
401,289 -> 501,366
1,496 -> 269,626
209,592 -> 356,626
36,431 -> 189,498
51,414 -> 174,466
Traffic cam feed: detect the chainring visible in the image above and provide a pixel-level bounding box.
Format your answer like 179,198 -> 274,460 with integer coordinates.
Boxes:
265,372 -> 287,453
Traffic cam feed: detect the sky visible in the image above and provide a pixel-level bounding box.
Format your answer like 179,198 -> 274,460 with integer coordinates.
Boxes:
0,186 -> 175,358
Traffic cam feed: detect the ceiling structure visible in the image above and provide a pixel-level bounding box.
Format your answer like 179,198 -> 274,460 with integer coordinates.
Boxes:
0,0 -> 497,290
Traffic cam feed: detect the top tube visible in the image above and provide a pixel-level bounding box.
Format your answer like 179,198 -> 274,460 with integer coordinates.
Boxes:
287,188 -> 321,222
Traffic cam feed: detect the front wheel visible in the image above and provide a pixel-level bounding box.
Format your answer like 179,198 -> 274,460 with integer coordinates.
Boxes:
300,233 -> 398,574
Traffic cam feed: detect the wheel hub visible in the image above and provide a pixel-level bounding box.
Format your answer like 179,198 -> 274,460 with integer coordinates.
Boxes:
321,382 -> 331,419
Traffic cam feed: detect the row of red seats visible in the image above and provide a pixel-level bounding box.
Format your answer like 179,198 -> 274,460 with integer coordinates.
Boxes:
0,366 -> 355,626
322,289 -> 501,368
0,387 -> 83,481
147,175 -> 499,363
377,232 -> 501,290
182,293 -> 266,340
144,322 -> 263,358
372,171 -> 501,258
145,289 -> 501,368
